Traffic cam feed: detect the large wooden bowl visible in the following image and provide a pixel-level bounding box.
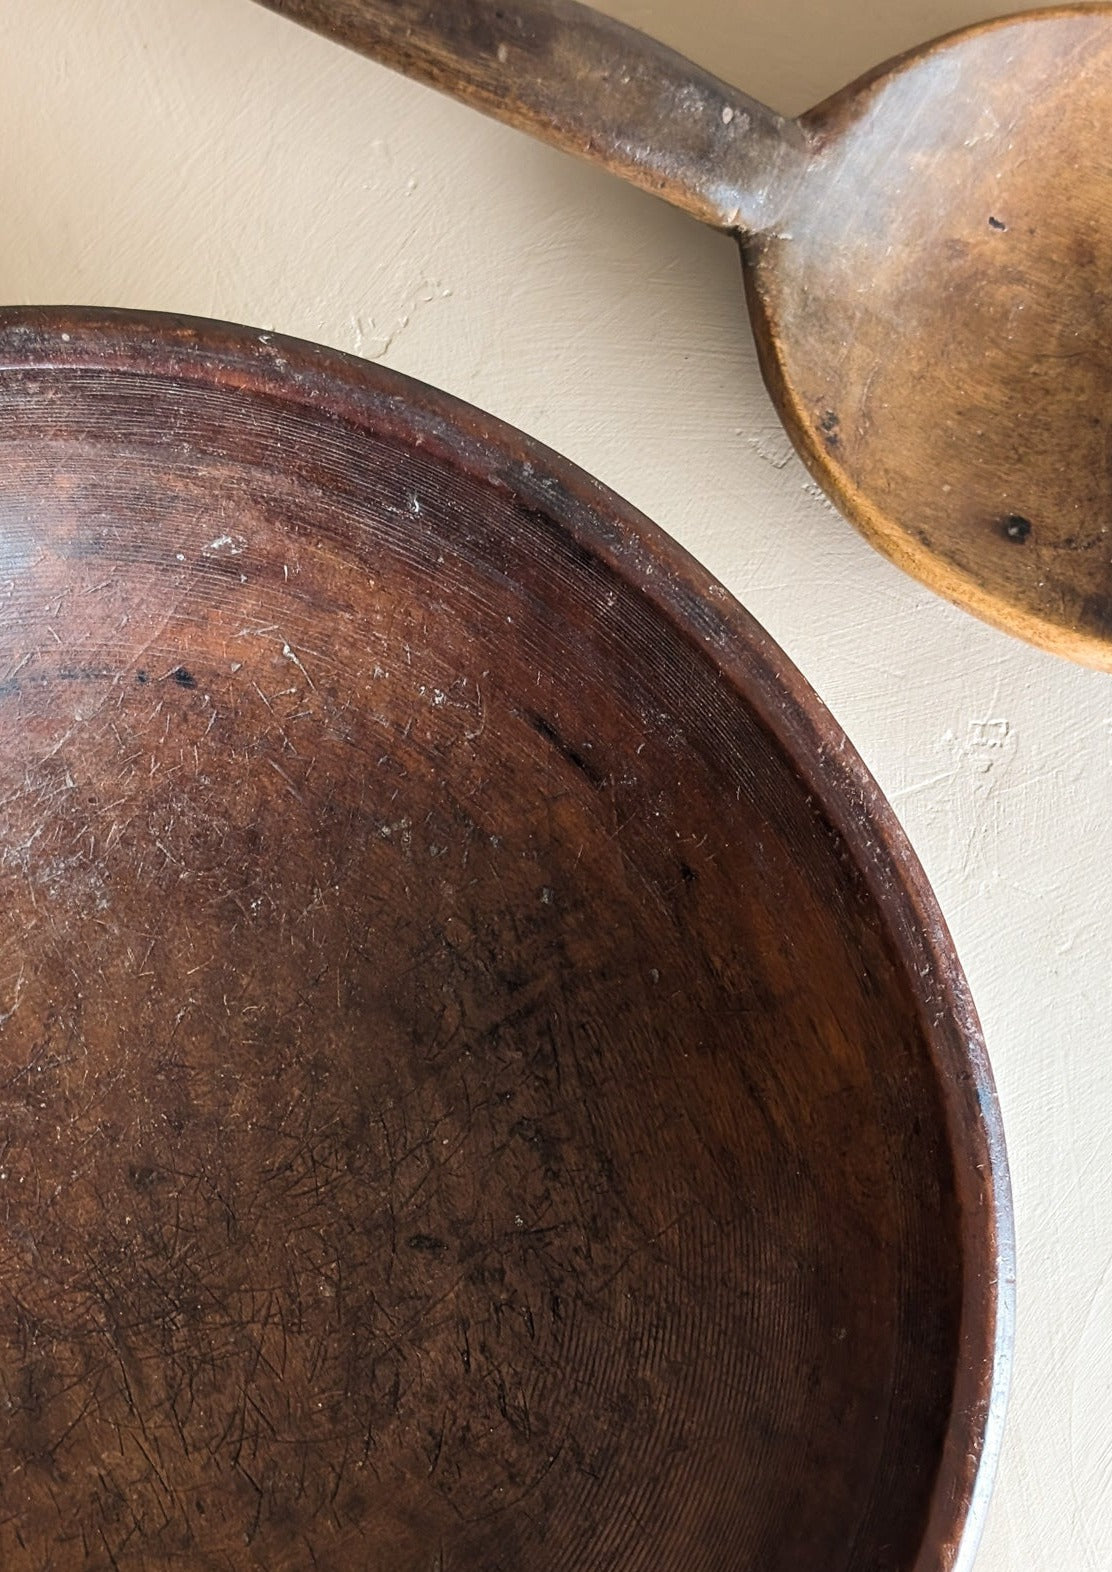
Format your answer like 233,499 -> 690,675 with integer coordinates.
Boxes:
0,309 -> 1010,1571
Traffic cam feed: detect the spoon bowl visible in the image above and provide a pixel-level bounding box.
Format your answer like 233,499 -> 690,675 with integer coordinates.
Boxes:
747,7 -> 1112,663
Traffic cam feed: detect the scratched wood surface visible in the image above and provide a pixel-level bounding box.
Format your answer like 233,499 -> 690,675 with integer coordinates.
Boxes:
0,309 -> 1006,1569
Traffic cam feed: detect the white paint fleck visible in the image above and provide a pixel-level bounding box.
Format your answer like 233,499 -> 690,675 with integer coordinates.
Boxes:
204,533 -> 246,555
749,428 -> 797,473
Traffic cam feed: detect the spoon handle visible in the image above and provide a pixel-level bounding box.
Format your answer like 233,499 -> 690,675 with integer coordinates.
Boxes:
250,0 -> 798,233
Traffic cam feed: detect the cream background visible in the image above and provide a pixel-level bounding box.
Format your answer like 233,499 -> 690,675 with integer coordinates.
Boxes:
1,0 -> 1108,1564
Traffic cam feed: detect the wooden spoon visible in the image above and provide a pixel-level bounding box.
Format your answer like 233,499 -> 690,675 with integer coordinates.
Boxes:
249,0 -> 1112,667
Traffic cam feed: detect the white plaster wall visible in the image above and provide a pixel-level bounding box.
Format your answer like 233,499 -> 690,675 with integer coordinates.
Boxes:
1,0 -> 1108,1563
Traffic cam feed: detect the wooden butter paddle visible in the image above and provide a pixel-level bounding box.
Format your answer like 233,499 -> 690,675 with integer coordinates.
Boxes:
250,0 -> 1112,666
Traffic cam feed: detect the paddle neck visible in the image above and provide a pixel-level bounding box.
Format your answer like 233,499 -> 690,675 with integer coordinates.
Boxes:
251,0 -> 801,235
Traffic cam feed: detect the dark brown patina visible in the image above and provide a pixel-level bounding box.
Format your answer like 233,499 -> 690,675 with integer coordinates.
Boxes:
0,309 -> 1010,1570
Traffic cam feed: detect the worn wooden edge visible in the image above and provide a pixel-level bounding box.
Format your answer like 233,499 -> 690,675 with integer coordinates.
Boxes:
0,304 -> 1015,1570
741,242 -> 1112,672
801,2 -> 1112,136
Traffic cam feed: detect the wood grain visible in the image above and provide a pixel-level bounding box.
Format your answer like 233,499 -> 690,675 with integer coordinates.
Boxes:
0,309 -> 1009,1569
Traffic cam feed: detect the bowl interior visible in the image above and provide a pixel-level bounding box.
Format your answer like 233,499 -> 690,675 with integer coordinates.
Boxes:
0,311 -> 1001,1571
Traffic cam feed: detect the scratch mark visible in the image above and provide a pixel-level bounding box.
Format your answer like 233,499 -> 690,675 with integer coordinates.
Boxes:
283,643 -> 315,690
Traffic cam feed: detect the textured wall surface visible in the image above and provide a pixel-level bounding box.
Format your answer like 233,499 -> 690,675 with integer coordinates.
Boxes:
1,0 -> 1107,1564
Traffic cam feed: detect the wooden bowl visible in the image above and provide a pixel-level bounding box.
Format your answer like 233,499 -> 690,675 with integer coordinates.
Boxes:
0,309 -> 1011,1571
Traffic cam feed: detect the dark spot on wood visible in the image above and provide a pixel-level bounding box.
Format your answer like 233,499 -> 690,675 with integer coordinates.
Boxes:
818,410 -> 841,447
1079,590 -> 1112,637
407,1234 -> 448,1253
127,1164 -> 158,1190
987,215 -> 1007,231
172,666 -> 197,688
680,862 -> 697,886
136,669 -> 149,684
516,501 -> 601,573
527,712 -> 606,788
1001,514 -> 1032,544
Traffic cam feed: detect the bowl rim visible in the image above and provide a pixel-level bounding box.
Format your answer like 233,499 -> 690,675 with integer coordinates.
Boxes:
0,303 -> 1014,1571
